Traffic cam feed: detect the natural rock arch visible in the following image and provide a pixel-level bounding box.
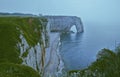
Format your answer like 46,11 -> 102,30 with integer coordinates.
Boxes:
44,16 -> 84,33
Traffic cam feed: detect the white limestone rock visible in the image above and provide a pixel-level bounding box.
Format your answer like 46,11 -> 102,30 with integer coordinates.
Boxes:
44,16 -> 84,33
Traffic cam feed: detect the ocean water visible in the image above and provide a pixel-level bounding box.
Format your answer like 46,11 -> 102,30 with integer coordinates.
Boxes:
60,22 -> 120,71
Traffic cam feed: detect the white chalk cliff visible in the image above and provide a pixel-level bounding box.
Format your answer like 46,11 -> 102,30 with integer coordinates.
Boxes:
44,16 -> 84,33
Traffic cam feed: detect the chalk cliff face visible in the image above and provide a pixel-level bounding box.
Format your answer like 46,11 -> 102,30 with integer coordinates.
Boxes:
44,16 -> 83,33
15,17 -> 64,77
14,17 -> 49,74
44,27 -> 64,77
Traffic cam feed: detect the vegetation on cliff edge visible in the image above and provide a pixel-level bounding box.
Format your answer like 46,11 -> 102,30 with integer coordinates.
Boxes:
0,16 -> 47,77
69,45 -> 120,77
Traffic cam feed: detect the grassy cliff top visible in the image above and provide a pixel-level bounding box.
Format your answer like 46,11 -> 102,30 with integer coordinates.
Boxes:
0,16 -> 47,77
0,17 -> 47,63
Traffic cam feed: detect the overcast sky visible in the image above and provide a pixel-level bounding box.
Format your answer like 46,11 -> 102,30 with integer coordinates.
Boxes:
0,0 -> 120,23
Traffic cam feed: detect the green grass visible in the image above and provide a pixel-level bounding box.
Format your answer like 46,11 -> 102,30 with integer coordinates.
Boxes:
0,22 -> 22,63
0,63 -> 40,77
0,16 -> 47,77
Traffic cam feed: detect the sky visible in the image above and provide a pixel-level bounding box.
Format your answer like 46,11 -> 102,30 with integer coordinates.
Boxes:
0,0 -> 120,23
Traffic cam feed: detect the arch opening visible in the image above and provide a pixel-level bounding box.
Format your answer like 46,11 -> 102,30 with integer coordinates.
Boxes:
70,25 -> 77,33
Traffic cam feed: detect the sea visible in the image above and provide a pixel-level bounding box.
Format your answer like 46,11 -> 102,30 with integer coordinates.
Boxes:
60,22 -> 120,71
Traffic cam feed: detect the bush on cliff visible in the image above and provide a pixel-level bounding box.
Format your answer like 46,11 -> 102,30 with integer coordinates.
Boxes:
69,46 -> 120,77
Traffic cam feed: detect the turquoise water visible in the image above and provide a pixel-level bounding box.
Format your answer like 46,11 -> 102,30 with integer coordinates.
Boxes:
60,22 -> 120,71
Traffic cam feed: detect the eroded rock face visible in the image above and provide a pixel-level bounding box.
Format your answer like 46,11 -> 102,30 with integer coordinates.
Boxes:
18,34 -> 42,72
43,21 -> 64,77
18,18 -> 64,77
44,16 -> 83,33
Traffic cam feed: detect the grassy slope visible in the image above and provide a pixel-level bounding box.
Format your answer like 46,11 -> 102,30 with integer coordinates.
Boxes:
69,48 -> 120,77
0,17 -> 47,77
0,63 -> 40,77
